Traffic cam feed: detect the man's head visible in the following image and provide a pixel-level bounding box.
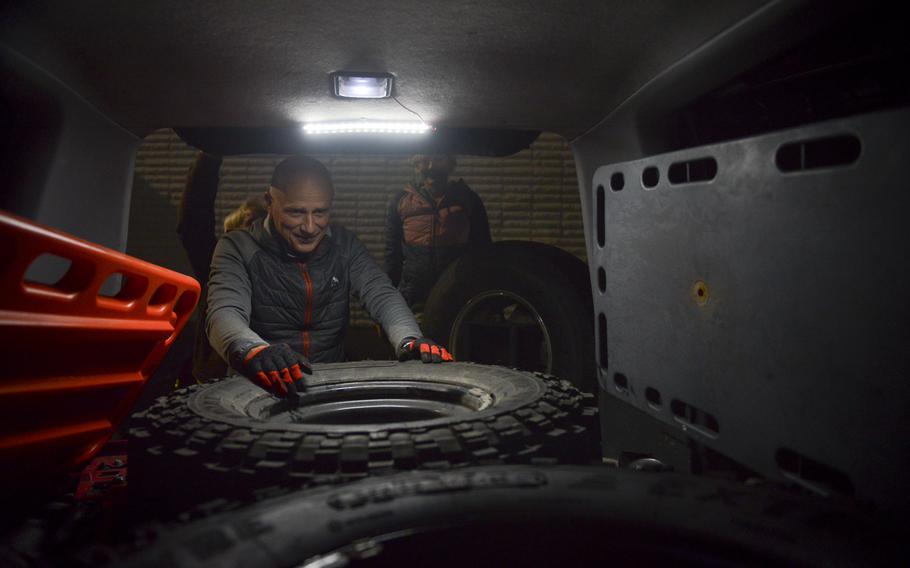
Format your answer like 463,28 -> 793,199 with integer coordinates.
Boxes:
223,196 -> 267,233
264,155 -> 334,255
411,154 -> 455,193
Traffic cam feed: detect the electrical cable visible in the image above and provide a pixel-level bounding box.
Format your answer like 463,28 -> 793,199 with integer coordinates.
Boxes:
393,95 -> 429,124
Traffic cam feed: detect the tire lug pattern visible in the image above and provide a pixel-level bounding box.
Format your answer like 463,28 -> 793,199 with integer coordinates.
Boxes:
128,365 -> 599,521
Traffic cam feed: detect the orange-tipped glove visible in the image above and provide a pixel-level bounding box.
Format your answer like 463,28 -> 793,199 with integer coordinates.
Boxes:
397,337 -> 453,364
241,344 -> 311,397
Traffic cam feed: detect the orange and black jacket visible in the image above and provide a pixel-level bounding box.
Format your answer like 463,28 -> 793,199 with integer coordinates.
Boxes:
384,179 -> 491,307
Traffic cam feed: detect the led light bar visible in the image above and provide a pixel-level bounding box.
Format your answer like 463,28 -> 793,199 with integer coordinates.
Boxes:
302,120 -> 432,135
333,72 -> 393,99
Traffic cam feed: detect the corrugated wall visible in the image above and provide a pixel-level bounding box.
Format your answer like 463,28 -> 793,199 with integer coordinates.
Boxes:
128,129 -> 583,326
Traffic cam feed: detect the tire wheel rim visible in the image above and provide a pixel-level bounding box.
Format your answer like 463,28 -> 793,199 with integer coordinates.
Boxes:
449,290 -> 553,374
186,363 -> 554,434
246,380 -> 494,425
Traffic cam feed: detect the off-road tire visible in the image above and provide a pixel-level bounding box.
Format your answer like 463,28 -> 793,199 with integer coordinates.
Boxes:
127,361 -> 597,520
103,465 -> 899,567
422,241 -> 596,393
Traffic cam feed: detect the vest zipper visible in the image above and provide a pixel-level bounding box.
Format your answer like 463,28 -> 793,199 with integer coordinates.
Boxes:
298,264 -> 313,358
431,204 -> 438,278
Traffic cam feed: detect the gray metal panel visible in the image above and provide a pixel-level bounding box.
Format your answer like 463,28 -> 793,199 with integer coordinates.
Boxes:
1,45 -> 140,253
593,108 -> 910,509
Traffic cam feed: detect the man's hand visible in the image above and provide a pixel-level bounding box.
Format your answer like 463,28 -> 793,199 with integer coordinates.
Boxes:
397,337 -> 453,363
241,344 -> 311,397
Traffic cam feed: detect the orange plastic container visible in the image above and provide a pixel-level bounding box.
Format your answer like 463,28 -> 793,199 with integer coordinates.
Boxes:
0,210 -> 199,487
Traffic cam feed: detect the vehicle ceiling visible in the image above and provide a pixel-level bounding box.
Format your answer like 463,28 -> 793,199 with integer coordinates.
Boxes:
1,0 -> 769,142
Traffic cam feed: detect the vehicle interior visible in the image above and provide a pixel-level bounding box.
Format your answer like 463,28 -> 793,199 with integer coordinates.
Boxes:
1,0 -> 907,565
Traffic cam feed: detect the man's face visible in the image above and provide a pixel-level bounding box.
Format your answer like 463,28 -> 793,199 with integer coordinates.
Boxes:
414,154 -> 453,190
265,175 -> 332,255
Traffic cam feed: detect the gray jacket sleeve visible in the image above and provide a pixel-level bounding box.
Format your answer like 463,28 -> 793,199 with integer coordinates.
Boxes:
205,234 -> 269,365
348,234 -> 422,348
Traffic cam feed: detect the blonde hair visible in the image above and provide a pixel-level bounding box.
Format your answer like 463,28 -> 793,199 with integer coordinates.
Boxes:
223,197 -> 267,232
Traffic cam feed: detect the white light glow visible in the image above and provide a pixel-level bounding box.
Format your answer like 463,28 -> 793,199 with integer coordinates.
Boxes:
302,120 -> 432,135
335,75 -> 392,98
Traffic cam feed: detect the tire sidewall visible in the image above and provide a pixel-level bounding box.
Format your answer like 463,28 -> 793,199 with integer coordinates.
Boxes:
112,465 -> 897,568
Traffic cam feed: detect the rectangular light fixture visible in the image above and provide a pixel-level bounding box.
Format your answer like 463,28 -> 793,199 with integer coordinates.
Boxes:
302,120 -> 431,135
333,72 -> 393,99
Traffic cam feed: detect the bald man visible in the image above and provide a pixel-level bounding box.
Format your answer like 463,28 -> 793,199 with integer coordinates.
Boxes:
206,155 -> 451,398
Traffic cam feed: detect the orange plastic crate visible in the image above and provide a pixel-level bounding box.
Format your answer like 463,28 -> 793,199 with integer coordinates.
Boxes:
0,210 -> 199,487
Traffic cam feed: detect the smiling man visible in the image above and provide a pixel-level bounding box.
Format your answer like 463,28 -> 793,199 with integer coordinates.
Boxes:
206,155 -> 451,398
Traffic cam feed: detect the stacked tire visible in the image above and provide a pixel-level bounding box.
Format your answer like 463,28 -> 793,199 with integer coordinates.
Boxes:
128,361 -> 598,520
106,465 -> 901,567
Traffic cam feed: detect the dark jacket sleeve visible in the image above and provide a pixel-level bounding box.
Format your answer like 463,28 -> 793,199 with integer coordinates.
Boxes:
349,231 -> 421,348
383,192 -> 404,286
177,152 -> 222,282
205,233 -> 268,366
466,185 -> 492,246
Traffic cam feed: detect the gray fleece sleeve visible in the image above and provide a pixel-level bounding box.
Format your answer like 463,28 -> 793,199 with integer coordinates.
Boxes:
206,235 -> 269,366
349,233 -> 422,349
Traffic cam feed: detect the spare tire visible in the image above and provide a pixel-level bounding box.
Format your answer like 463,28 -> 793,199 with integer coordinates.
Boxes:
103,465 -> 901,568
127,361 -> 597,520
422,241 -> 595,393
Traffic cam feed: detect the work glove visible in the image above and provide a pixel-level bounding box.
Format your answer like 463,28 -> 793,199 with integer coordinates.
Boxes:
397,337 -> 453,363
241,344 -> 311,397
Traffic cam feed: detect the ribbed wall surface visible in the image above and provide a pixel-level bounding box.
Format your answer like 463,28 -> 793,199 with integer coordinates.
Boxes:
128,129 -> 583,326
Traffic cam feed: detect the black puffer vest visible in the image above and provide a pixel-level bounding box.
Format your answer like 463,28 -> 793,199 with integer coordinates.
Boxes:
240,219 -> 351,362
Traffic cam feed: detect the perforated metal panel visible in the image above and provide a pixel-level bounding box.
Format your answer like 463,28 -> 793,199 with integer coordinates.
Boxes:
592,108 -> 910,509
